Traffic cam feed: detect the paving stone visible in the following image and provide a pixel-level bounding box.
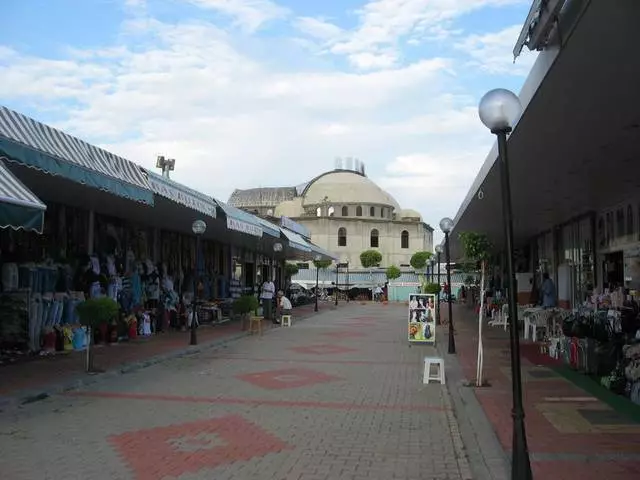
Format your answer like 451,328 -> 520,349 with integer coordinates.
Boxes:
0,303 -> 466,480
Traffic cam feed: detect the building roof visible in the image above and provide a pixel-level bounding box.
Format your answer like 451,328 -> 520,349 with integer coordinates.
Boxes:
228,186 -> 296,208
301,170 -> 400,210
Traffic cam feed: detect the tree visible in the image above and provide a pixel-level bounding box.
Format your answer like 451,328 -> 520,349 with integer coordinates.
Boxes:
458,231 -> 492,387
284,263 -> 299,278
313,259 -> 332,270
409,251 -> 432,270
385,265 -> 401,281
360,250 -> 382,268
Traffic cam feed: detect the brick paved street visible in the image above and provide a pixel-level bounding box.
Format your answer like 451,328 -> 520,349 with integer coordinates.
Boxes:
0,303 -> 468,480
441,303 -> 640,480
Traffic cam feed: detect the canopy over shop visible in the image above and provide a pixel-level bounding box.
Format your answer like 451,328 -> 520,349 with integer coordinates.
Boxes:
0,104 -> 333,359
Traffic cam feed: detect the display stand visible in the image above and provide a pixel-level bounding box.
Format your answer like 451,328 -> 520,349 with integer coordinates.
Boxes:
408,293 -> 437,345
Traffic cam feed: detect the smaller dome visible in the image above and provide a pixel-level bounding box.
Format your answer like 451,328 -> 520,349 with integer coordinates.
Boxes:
398,209 -> 422,221
274,198 -> 304,218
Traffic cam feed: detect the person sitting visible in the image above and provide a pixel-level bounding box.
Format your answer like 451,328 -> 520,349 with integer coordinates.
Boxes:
277,290 -> 292,323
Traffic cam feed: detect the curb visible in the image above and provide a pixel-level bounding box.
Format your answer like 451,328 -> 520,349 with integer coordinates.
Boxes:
441,375 -> 474,480
0,305 -> 340,415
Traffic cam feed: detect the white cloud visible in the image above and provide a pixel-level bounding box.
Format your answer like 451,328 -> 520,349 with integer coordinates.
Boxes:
184,0 -> 289,32
0,2 -> 532,233
295,0 -> 526,69
455,24 -> 538,75
293,17 -> 343,41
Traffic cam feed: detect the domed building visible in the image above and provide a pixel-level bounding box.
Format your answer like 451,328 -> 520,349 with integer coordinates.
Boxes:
228,162 -> 434,270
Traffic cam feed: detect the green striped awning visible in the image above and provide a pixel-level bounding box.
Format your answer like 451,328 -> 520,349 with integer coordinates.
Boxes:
0,159 -> 46,233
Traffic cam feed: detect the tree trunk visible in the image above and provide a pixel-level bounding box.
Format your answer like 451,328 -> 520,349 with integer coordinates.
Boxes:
476,260 -> 486,387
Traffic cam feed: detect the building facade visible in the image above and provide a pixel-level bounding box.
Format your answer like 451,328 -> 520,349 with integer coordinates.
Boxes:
228,164 -> 434,269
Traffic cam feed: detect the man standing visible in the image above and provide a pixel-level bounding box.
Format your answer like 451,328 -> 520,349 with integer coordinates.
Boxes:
541,272 -> 557,308
261,277 -> 276,323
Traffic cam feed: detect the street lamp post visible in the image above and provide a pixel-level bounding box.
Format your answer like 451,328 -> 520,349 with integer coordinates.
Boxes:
440,217 -> 455,354
335,266 -> 339,306
314,254 -> 322,312
190,219 -> 207,346
429,257 -> 436,283
479,87 -> 531,480
435,244 -> 443,324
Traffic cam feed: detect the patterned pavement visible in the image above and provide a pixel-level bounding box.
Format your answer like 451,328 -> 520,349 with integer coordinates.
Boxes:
0,303 -> 468,480
444,303 -> 640,480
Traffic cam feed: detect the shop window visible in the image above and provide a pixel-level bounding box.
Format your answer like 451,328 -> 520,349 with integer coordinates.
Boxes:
616,208 -> 625,238
401,230 -> 409,249
338,227 -> 347,246
370,229 -> 379,248
356,206 -> 362,216
627,205 -> 634,236
341,206 -> 348,216
597,216 -> 605,248
370,206 -> 375,216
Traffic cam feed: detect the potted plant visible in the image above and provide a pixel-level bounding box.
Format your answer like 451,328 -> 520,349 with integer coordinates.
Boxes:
233,295 -> 259,331
385,265 -> 401,304
360,250 -> 382,303
76,297 -> 120,372
423,282 -> 441,296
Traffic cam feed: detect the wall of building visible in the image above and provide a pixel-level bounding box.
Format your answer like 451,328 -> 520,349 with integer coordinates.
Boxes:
295,217 -> 432,268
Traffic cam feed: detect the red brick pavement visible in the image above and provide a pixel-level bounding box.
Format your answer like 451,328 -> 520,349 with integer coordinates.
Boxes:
0,302 -> 331,398
443,303 -> 640,479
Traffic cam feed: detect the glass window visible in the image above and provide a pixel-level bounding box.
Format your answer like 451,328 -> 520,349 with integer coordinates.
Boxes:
338,227 -> 347,246
356,206 -> 362,216
401,230 -> 409,249
370,229 -> 379,248
370,206 -> 375,216
341,206 -> 348,216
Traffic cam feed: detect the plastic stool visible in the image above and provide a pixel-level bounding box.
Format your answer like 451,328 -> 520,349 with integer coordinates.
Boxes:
281,315 -> 292,327
423,357 -> 445,385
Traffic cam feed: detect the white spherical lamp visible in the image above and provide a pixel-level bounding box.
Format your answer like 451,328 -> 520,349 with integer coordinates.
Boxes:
478,88 -> 522,132
439,217 -> 454,234
191,219 -> 207,235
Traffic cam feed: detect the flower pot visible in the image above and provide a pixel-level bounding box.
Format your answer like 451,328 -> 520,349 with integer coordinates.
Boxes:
97,323 -> 108,344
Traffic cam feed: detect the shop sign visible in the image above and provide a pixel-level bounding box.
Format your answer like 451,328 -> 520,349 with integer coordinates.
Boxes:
296,263 -> 309,269
280,216 -> 310,239
227,217 -> 263,237
149,175 -> 217,218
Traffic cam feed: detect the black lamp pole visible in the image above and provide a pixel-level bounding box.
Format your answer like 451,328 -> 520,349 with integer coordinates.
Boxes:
315,266 -> 319,312
495,126 -> 532,480
436,252 -> 441,324
190,233 -> 201,346
335,266 -> 339,306
346,263 -> 350,303
445,232 -> 455,354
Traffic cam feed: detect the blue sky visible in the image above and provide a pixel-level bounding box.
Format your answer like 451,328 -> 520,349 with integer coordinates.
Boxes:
1,0 -> 537,243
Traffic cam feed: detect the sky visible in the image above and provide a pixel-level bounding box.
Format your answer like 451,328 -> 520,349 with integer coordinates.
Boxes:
0,0 -> 537,245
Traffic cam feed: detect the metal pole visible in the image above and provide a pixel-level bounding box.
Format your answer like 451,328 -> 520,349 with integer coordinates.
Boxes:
445,232 -> 455,354
346,264 -> 350,302
315,266 -> 319,312
437,253 -> 441,324
190,234 -> 200,346
496,128 -> 532,480
335,267 -> 338,306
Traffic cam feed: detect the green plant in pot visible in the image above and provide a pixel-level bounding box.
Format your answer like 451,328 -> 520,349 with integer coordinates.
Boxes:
233,295 -> 259,330
76,297 -> 120,372
423,282 -> 441,295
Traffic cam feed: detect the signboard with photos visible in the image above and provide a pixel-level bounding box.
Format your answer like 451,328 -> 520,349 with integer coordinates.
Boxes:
407,294 -> 436,344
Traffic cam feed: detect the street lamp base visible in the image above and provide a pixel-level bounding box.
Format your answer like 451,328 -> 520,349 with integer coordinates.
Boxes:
448,332 -> 456,354
512,410 -> 533,480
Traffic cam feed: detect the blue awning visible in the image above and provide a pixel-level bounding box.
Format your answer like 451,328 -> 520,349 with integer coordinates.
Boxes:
216,201 -> 263,237
0,158 -> 46,233
144,170 -> 217,218
0,106 -> 153,205
309,243 -> 339,261
281,227 -> 312,252
255,216 -> 282,238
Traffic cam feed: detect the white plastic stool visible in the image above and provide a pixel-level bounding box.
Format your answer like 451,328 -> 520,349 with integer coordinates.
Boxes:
281,315 -> 292,327
423,357 -> 445,385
